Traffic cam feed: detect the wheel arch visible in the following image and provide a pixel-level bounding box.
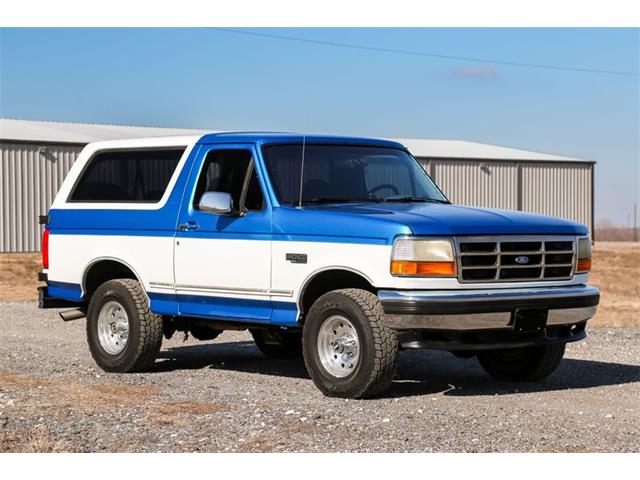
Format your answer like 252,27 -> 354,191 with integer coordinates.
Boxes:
297,267 -> 376,321
82,257 -> 146,303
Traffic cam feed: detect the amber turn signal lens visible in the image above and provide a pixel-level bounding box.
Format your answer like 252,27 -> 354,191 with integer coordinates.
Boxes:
577,258 -> 592,272
390,260 -> 456,276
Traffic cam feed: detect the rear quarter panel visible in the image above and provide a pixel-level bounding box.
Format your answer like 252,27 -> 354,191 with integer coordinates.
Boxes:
46,137 -> 200,300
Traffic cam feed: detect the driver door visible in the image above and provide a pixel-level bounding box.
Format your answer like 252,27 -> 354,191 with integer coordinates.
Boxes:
173,144 -> 273,322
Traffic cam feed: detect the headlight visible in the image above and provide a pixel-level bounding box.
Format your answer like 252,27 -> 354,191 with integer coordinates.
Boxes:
391,238 -> 456,276
576,237 -> 592,273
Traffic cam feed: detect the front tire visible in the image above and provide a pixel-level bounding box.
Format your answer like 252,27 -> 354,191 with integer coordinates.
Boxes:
303,289 -> 398,399
477,343 -> 566,382
87,279 -> 163,373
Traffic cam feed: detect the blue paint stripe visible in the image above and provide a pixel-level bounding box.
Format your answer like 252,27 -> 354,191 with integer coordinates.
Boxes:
175,231 -> 273,241
149,292 -> 298,326
49,229 -> 174,237
274,233 -> 389,245
47,229 -> 388,245
47,281 -> 83,302
43,284 -> 299,326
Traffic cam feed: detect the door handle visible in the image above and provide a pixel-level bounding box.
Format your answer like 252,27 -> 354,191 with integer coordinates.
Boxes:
178,221 -> 199,231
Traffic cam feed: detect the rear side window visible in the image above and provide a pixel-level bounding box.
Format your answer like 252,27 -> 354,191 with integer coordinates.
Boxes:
69,148 -> 185,203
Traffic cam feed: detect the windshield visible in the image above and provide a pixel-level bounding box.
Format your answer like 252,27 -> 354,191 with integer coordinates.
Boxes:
262,144 -> 448,205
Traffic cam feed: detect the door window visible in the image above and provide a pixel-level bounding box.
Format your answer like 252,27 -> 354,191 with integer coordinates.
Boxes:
194,149 -> 264,212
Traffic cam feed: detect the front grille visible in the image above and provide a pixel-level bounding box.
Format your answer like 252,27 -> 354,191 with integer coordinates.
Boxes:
456,237 -> 575,283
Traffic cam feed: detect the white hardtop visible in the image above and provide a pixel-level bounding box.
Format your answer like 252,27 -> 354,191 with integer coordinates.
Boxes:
50,135 -> 201,211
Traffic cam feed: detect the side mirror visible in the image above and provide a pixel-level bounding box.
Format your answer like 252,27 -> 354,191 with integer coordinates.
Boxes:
198,191 -> 235,215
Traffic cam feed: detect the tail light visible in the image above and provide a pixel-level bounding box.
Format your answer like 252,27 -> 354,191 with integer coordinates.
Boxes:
42,228 -> 50,269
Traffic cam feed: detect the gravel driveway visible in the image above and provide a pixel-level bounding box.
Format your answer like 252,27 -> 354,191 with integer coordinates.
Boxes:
0,301 -> 638,452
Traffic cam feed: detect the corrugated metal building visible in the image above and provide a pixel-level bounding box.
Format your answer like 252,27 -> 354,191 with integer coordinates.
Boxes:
398,138 -> 594,234
0,119 -> 595,252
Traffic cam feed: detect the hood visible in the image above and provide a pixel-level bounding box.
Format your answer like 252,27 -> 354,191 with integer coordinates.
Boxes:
301,202 -> 588,236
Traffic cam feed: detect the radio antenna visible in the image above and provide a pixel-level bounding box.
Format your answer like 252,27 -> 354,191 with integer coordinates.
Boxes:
297,89 -> 309,208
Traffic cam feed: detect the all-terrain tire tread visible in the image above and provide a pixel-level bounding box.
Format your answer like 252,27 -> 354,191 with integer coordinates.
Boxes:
304,288 -> 398,399
117,279 -> 163,372
88,278 -> 163,373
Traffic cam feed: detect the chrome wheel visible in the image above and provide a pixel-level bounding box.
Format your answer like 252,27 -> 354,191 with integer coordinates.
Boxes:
97,300 -> 129,355
317,315 -> 360,378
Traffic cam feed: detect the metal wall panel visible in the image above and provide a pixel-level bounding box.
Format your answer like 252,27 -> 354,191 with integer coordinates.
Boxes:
429,159 -> 519,210
0,142 -> 83,252
416,158 -> 430,176
521,162 -> 593,232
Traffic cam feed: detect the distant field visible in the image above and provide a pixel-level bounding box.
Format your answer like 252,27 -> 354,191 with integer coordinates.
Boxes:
0,252 -> 41,302
587,242 -> 639,327
1,242 -> 638,326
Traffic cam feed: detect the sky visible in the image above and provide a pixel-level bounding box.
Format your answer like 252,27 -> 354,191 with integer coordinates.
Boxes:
1,28 -> 638,225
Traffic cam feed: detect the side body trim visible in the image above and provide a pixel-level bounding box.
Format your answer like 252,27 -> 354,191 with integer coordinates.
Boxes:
148,292 -> 297,326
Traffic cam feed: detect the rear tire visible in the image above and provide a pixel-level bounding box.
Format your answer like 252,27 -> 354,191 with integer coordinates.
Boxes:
250,328 -> 302,358
478,343 -> 565,382
302,288 -> 398,399
87,279 -> 163,373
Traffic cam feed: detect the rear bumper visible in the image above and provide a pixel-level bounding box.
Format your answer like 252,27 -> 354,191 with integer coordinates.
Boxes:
378,285 -> 599,350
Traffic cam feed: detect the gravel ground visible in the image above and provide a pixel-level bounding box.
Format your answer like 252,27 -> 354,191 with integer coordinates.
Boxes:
0,301 -> 638,452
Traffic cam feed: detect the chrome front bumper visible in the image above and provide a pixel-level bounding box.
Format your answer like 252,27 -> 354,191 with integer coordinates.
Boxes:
379,285 -> 599,331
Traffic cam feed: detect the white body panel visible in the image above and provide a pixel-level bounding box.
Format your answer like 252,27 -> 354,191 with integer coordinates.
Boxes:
271,241 -> 386,304
49,233 -> 590,311
173,238 -> 271,297
49,234 -> 174,295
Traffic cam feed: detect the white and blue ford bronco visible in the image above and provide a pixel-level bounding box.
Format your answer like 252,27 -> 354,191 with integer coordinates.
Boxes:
38,133 -> 599,398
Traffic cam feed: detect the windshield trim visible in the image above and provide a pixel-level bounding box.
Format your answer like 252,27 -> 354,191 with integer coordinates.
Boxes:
401,150 -> 450,205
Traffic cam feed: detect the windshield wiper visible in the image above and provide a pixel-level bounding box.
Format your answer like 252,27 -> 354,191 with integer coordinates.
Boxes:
384,196 -> 429,203
299,197 -> 382,205
383,195 -> 450,204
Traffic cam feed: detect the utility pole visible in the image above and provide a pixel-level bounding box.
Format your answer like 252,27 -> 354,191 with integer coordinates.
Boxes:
635,203 -> 638,242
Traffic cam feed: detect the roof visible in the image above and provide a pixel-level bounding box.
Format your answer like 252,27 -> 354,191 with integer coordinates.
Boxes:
199,132 -> 405,149
395,138 -> 585,162
0,118 -> 588,163
0,118 -> 208,144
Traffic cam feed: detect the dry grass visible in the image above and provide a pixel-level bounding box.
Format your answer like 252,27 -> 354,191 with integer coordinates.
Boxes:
0,428 -> 73,453
137,400 -> 226,428
0,370 -> 229,452
0,371 -> 158,405
0,253 -> 42,302
589,242 -> 640,327
0,371 -> 229,415
236,417 -> 321,452
0,243 -> 638,326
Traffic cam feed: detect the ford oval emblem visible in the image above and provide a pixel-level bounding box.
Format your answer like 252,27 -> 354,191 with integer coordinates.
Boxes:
515,255 -> 530,265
